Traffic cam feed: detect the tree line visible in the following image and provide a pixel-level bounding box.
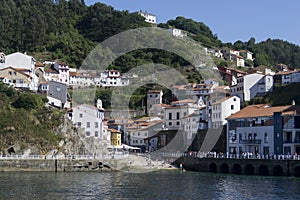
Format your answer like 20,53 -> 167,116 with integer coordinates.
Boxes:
0,0 -> 300,69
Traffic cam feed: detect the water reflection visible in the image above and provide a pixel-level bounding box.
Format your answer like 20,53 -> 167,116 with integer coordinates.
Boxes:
0,171 -> 300,199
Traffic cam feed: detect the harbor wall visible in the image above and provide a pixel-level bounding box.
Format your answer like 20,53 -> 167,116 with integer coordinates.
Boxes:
175,156 -> 300,177
0,158 -> 128,172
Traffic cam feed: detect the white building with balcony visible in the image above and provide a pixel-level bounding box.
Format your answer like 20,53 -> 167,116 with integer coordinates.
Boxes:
226,104 -> 300,155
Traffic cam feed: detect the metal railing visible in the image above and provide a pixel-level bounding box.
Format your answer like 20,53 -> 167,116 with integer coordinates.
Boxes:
159,151 -> 300,160
0,152 -> 129,160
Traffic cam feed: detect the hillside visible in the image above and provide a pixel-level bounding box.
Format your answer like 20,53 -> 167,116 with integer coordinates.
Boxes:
1,0 -> 300,70
0,83 -> 62,153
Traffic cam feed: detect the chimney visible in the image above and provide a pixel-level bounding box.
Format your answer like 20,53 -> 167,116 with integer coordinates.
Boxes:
292,100 -> 296,105
97,99 -> 102,109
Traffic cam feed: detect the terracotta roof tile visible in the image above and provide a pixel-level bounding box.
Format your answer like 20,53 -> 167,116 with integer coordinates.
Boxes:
227,104 -> 292,119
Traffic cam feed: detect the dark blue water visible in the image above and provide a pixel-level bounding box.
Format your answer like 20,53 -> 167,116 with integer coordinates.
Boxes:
0,171 -> 299,200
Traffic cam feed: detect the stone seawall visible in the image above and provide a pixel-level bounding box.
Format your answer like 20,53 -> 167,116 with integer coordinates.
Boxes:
175,157 -> 300,177
0,158 -> 129,172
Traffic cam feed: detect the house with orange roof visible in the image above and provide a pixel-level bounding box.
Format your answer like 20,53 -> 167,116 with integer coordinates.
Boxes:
226,104 -> 300,156
126,118 -> 163,152
273,70 -> 300,85
221,48 -> 245,67
0,66 -> 36,90
0,52 -> 38,91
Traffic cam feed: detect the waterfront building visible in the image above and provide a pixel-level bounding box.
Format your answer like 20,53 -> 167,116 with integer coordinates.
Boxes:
110,129 -> 122,147
126,117 -> 163,151
68,100 -> 105,140
226,104 -> 300,155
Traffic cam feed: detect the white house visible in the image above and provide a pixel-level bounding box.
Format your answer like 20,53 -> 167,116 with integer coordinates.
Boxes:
0,52 -> 38,91
137,10 -> 156,24
69,100 -> 105,140
239,50 -> 254,61
53,60 -> 70,85
127,119 -> 163,151
221,48 -> 245,67
230,73 -> 266,103
95,70 -> 129,87
168,28 -> 187,38
69,71 -> 95,87
211,96 -> 240,129
274,70 -> 300,85
163,99 -> 200,130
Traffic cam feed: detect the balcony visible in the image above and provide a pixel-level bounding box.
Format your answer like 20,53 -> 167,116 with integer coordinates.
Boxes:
241,139 -> 261,144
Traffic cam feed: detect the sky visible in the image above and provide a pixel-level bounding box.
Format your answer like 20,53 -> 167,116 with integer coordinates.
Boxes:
85,0 -> 300,46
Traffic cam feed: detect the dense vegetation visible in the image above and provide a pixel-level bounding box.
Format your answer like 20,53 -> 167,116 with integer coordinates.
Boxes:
231,38 -> 300,68
1,0 -> 300,70
0,83 -> 63,153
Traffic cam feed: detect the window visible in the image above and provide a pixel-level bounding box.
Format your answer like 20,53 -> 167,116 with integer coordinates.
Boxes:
169,122 -> 172,126
95,131 -> 99,137
176,112 -> 180,120
138,132 -> 140,136
169,113 -> 172,120
77,122 -> 81,127
176,121 -> 180,126
231,105 -> 234,110
86,131 -> 90,137
87,122 -> 90,128
79,113 -> 83,118
264,133 -> 268,143
95,122 -> 98,128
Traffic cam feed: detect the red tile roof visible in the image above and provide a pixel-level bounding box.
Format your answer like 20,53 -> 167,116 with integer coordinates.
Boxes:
227,104 -> 293,119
